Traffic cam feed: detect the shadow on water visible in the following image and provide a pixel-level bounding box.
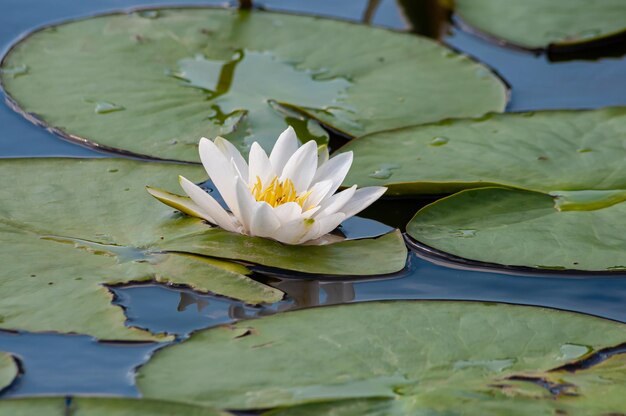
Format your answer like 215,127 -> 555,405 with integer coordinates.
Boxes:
1,0 -> 626,399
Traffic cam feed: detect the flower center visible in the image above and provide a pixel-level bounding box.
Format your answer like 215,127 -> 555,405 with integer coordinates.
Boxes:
251,176 -> 312,208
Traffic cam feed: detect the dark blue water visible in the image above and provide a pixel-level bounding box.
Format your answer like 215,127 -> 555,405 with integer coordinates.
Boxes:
1,0 -> 625,398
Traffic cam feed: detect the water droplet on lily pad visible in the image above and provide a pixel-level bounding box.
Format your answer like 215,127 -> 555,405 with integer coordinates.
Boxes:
577,29 -> 601,40
453,358 -> 516,373
559,343 -> 592,361
368,163 -> 399,179
430,137 -> 449,146
1,64 -> 28,78
94,101 -> 125,114
137,10 -> 160,19
450,229 -> 476,238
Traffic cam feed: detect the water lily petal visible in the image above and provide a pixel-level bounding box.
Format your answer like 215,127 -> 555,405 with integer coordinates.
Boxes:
272,202 -> 303,225
315,185 -> 357,218
312,151 -> 353,202
248,142 -> 275,186
338,186 -> 387,219
272,218 -> 314,245
235,177 -> 260,233
250,202 -> 281,238
178,176 -> 239,232
146,185 -> 208,220
269,126 -> 299,175
214,136 -> 248,181
317,144 -> 329,167
297,212 -> 345,244
199,138 -> 241,218
303,180 -> 334,211
280,140 -> 318,193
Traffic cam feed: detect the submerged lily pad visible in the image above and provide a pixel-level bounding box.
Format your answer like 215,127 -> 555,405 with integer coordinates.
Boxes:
0,352 -> 18,392
0,158 -> 405,339
0,7 -> 507,161
454,0 -> 626,49
342,108 -> 626,196
137,301 -> 626,413
407,188 -> 626,271
0,397 -> 229,415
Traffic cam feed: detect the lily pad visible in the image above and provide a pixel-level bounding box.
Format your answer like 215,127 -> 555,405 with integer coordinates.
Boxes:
0,7 -> 507,161
0,158 -> 405,339
342,108 -> 626,196
0,397 -> 230,415
407,187 -> 626,271
0,352 -> 19,392
454,0 -> 626,49
137,301 -> 626,413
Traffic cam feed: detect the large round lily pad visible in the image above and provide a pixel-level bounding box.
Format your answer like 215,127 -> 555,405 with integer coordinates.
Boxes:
454,0 -> 626,49
0,7 -> 507,161
137,301 -> 626,413
0,397 -> 229,415
0,158 -> 405,339
407,187 -> 626,272
342,108 -> 626,196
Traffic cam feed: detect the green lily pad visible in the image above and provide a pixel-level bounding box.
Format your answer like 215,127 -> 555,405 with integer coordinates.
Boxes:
0,7 -> 507,161
407,187 -> 626,271
0,158 -> 405,339
342,108 -> 626,196
0,352 -> 19,392
454,0 -> 626,49
137,301 -> 626,413
0,397 -> 230,415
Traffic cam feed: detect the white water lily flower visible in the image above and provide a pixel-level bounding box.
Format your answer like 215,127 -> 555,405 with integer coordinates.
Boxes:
148,127 -> 387,245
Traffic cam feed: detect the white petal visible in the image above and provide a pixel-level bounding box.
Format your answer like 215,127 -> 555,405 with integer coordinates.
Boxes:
280,140 -> 318,193
272,202 -> 303,225
179,176 -> 238,232
198,138 -> 241,218
302,180 -> 333,211
317,144 -> 329,167
313,151 -> 353,201
269,126 -> 299,175
315,185 -> 357,218
234,177 -> 259,234
214,136 -> 248,181
250,202 -> 281,238
248,142 -> 276,186
146,185 -> 209,220
297,213 -> 345,244
272,218 -> 313,245
338,186 -> 387,219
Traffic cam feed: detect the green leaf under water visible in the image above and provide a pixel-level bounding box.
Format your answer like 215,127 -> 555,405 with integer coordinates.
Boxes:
407,187 -> 626,271
0,7 -> 507,161
342,108 -> 626,196
454,0 -> 626,49
0,158 -> 405,339
0,352 -> 18,392
137,301 -> 626,413
0,397 -> 230,415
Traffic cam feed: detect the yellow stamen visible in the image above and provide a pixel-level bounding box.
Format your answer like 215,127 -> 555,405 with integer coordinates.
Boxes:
251,176 -> 312,208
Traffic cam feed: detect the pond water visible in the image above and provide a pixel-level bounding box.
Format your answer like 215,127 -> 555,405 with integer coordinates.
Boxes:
1,0 -> 625,399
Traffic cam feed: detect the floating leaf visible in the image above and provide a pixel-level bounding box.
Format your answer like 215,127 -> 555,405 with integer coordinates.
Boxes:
407,187 -> 626,271
0,352 -> 18,392
0,397 -> 230,415
0,158 -> 405,339
454,0 -> 626,49
0,7 -> 507,161
342,108 -> 626,196
137,301 -> 626,413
